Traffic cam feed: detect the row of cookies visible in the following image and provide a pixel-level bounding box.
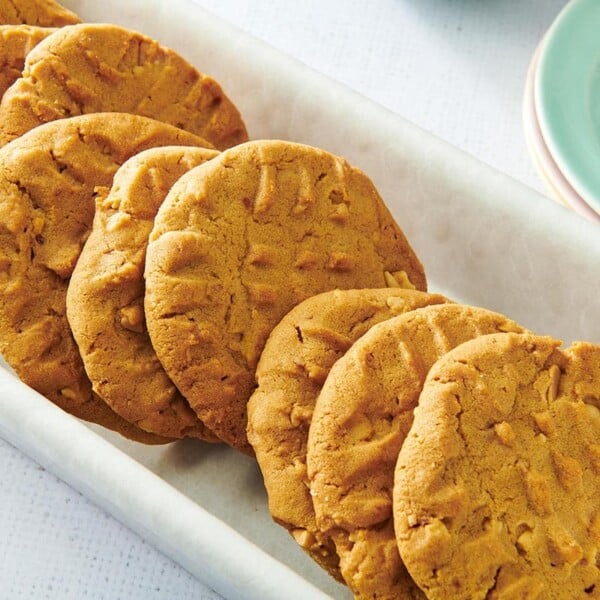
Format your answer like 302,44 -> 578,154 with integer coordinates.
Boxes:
0,110 -> 427,449
0,5 -> 247,149
0,115 -> 217,443
65,138 -> 426,450
249,288 -> 600,598
0,2 -> 427,446
0,0 -> 255,440
0,8 -> 435,588
0,0 -> 248,442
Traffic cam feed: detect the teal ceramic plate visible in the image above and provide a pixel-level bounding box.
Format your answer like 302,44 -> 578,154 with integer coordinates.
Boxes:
535,0 -> 600,214
525,37 -> 600,222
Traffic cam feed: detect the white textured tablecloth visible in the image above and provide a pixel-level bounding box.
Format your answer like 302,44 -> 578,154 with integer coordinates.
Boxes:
0,1 -> 566,598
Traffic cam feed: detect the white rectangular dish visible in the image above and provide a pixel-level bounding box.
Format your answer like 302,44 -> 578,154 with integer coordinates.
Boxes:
0,1 -> 599,599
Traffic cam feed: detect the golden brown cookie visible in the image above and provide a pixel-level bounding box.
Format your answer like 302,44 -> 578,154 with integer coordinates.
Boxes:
394,333 -> 600,600
306,304 -> 525,599
145,140 -> 427,453
247,288 -> 448,579
0,23 -> 248,150
0,113 -> 211,443
67,146 -> 220,441
0,0 -> 79,26
0,25 -> 55,98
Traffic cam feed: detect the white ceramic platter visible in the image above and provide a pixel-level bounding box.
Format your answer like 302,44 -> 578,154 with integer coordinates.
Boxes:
1,1 -> 599,599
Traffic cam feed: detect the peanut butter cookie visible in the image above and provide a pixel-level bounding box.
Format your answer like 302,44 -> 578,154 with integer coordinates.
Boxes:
247,288 -> 448,579
145,140 -> 427,453
67,146 -> 220,441
394,333 -> 600,600
0,113 -> 210,442
0,23 -> 248,150
0,0 -> 79,26
307,304 -> 525,599
0,25 -> 55,98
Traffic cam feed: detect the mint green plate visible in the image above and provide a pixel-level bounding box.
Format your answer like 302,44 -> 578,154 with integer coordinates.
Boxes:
535,0 -> 600,214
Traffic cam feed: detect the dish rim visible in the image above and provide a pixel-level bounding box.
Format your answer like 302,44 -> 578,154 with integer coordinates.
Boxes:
524,34 -> 600,222
535,0 -> 600,214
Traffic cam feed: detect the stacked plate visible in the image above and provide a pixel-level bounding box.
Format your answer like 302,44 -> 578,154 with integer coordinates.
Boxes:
524,0 -> 600,224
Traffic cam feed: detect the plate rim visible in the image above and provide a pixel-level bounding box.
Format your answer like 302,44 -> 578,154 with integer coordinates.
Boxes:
524,35 -> 600,223
535,0 -> 600,213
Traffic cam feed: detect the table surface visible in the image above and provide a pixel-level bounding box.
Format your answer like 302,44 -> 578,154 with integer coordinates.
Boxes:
0,1 -> 567,598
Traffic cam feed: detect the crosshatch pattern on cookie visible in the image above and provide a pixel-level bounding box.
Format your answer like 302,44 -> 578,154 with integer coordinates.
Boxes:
144,139 -> 427,453
0,113 -> 210,442
247,288 -> 448,580
0,0 -> 80,26
394,333 -> 600,600
67,145 -> 220,441
0,23 -> 248,149
306,303 -> 525,599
